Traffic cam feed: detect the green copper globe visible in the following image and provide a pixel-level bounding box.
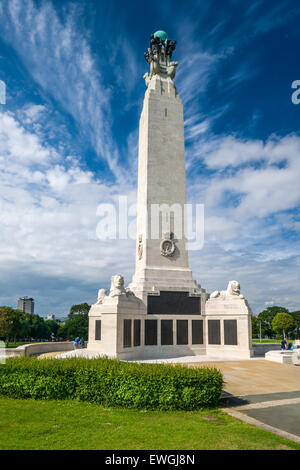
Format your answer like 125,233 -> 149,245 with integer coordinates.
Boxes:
153,30 -> 168,41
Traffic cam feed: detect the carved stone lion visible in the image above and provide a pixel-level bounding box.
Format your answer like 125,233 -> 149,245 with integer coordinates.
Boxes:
109,274 -> 126,297
210,280 -> 245,300
95,288 -> 107,305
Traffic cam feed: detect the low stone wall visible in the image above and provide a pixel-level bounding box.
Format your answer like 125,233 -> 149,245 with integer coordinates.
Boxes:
0,348 -> 24,358
252,342 -> 281,356
0,341 -> 287,359
19,341 -> 76,356
265,350 -> 299,364
0,342 -> 76,358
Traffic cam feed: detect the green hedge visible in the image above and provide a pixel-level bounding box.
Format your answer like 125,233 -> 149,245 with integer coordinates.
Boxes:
0,357 -> 223,410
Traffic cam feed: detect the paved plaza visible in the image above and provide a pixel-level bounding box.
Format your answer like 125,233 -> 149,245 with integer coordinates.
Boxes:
187,359 -> 300,442
187,358 -> 300,396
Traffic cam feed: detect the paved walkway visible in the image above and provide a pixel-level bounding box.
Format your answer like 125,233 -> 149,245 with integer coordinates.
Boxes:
188,360 -> 300,443
187,359 -> 300,396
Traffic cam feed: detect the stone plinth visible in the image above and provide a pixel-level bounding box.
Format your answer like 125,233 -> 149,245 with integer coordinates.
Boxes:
88,293 -> 146,358
205,291 -> 253,359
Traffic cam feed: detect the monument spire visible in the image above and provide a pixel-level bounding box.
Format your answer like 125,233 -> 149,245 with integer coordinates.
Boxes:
129,30 -> 204,302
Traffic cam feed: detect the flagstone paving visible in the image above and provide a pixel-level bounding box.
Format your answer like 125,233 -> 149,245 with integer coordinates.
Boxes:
187,359 -> 300,397
188,359 -> 300,442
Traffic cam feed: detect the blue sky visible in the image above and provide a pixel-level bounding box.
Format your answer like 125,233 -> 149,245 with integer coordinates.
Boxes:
0,0 -> 300,316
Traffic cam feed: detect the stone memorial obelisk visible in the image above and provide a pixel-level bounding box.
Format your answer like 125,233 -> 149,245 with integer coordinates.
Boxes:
87,31 -> 253,360
128,31 -> 205,305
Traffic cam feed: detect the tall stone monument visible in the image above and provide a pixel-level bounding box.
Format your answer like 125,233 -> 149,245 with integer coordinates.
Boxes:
129,31 -> 204,303
87,31 -> 253,360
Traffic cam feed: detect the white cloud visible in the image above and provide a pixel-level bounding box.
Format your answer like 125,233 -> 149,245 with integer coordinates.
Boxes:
200,134 -> 300,221
0,0 -> 131,183
22,104 -> 47,123
184,131 -> 300,311
0,111 -> 55,165
189,241 -> 300,314
203,134 -> 300,169
0,109 -> 136,300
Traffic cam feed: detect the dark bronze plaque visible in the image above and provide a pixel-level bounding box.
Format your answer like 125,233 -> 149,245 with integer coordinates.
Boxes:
123,319 -> 132,348
177,320 -> 188,345
224,320 -> 238,345
145,319 -> 157,345
192,319 -> 203,344
208,320 -> 221,345
134,319 -> 141,347
161,320 -> 173,345
147,291 -> 201,315
95,320 -> 101,341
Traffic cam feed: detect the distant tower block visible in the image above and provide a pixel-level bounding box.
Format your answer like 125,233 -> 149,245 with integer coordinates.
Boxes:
18,296 -> 35,314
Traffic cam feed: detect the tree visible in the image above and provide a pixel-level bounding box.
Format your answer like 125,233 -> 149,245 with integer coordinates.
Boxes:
251,315 -> 260,338
30,314 -> 50,340
64,303 -> 90,340
272,312 -> 295,338
19,312 -> 32,338
18,313 -> 52,341
0,308 -> 55,344
45,320 -> 60,338
69,303 -> 90,318
291,311 -> 300,322
290,311 -> 300,339
258,306 -> 289,338
57,323 -> 68,341
0,307 -> 21,346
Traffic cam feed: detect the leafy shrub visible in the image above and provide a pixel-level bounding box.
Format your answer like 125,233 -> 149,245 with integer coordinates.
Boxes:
0,356 -> 223,410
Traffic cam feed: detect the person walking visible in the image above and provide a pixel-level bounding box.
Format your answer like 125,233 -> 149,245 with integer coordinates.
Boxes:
80,337 -> 85,349
281,337 -> 287,351
73,337 -> 80,350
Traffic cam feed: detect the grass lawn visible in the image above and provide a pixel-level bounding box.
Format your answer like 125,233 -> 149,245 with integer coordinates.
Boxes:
252,339 -> 282,343
4,341 -> 42,348
0,398 -> 299,450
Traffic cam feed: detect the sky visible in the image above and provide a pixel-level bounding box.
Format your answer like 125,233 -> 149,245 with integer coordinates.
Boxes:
0,0 -> 300,316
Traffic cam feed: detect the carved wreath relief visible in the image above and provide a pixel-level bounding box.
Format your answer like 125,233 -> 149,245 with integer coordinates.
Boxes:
160,232 -> 176,257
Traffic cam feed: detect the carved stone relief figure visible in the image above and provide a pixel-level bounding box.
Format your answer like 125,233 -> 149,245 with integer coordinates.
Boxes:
143,32 -> 178,85
138,234 -> 143,260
